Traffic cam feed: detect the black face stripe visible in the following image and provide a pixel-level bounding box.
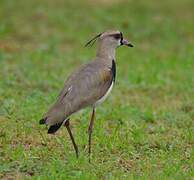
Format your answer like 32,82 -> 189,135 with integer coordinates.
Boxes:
120,32 -> 123,45
109,32 -> 123,45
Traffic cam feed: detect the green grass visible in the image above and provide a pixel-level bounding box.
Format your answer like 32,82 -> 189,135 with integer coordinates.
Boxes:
0,0 -> 194,179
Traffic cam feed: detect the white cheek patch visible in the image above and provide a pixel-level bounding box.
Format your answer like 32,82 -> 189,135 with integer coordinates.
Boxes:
117,40 -> 121,47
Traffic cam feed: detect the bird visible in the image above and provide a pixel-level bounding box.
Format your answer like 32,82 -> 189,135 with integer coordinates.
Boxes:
39,30 -> 133,159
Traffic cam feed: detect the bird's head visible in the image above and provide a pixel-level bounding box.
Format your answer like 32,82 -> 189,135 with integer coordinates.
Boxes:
85,30 -> 133,49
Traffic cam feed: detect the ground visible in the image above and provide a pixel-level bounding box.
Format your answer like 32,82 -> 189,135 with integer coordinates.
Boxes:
0,0 -> 194,179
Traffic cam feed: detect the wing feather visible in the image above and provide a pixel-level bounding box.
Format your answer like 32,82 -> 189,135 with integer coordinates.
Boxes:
44,61 -> 113,125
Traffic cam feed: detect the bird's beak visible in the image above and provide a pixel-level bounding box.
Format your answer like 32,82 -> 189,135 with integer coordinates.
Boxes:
121,39 -> 134,47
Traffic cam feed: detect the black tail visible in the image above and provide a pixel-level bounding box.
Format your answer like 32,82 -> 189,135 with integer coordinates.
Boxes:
39,118 -> 46,125
48,122 -> 63,134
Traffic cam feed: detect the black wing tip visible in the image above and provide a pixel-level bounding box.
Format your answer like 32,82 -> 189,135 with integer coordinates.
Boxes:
47,122 -> 63,134
39,118 -> 46,125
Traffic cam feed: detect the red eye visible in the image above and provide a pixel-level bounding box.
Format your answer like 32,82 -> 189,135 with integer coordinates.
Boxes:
113,34 -> 121,40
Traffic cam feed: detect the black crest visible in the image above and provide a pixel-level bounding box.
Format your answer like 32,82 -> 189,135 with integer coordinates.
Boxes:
85,33 -> 102,47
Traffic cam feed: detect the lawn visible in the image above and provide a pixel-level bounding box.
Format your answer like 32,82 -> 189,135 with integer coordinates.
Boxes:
0,0 -> 194,179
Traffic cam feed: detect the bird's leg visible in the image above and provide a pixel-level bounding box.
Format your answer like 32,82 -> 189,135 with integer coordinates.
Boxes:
64,119 -> 79,158
88,108 -> 95,161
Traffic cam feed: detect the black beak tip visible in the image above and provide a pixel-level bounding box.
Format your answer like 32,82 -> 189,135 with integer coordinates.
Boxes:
128,43 -> 134,47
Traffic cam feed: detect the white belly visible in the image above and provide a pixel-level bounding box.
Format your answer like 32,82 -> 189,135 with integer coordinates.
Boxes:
94,82 -> 114,106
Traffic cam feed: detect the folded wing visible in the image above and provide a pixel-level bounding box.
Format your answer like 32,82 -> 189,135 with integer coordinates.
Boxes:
44,60 -> 113,126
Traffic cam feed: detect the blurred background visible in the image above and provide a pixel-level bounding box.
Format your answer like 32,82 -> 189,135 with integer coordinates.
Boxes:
0,0 -> 193,179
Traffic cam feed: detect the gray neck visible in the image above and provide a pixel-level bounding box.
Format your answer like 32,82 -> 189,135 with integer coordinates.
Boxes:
96,43 -> 116,61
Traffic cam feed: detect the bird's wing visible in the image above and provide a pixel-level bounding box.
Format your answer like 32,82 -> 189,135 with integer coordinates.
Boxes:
45,60 -> 114,125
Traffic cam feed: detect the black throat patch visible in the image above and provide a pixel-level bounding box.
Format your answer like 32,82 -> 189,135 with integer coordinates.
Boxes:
111,59 -> 116,82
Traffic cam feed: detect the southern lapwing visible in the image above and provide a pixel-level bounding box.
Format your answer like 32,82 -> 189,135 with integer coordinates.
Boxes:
39,30 -> 133,159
